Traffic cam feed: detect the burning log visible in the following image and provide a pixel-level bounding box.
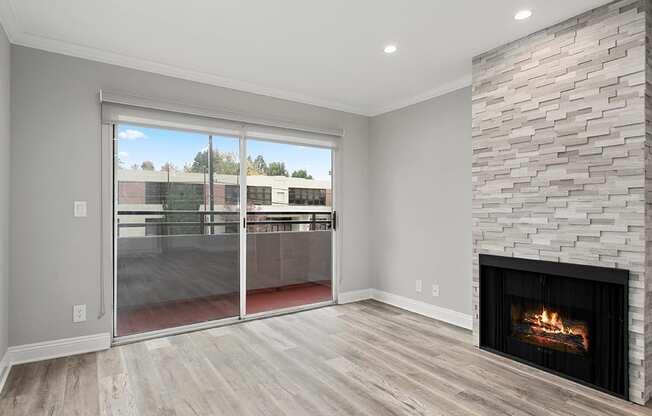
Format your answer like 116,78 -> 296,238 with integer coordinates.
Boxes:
511,306 -> 590,355
524,318 -> 560,333
512,322 -> 587,354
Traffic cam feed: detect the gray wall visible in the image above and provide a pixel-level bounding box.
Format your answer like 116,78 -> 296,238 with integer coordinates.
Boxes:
369,88 -> 472,315
0,23 -> 9,362
10,45 -> 370,346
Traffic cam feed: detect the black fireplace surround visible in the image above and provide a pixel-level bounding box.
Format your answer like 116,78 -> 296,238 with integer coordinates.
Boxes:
479,255 -> 629,398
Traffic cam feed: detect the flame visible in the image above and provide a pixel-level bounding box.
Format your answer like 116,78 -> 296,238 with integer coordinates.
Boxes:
528,307 -> 589,351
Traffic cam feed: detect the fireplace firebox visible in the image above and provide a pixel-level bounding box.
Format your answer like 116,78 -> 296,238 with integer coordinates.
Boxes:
479,255 -> 628,398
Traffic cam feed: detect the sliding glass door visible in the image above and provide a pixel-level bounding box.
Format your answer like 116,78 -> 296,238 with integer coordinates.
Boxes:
245,140 -> 333,314
113,123 -> 335,338
114,125 -> 241,337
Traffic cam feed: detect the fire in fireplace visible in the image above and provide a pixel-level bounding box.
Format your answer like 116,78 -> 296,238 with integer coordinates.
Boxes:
511,304 -> 589,355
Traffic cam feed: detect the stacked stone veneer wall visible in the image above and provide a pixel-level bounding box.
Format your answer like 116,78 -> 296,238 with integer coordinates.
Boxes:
472,0 -> 650,403
644,0 -> 652,401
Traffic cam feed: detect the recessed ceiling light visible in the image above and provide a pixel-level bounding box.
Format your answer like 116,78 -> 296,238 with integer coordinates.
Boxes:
384,44 -> 397,54
514,10 -> 532,20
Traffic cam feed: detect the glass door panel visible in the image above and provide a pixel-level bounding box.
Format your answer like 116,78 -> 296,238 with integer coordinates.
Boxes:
115,124 -> 241,336
245,139 -> 333,314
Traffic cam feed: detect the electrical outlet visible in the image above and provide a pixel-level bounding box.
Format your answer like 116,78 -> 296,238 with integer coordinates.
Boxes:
432,284 -> 440,297
416,280 -> 422,293
73,304 -> 86,323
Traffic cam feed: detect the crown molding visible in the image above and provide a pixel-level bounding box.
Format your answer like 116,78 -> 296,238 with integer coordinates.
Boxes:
368,74 -> 472,116
0,0 -> 471,118
11,31 -> 377,116
0,0 -> 18,42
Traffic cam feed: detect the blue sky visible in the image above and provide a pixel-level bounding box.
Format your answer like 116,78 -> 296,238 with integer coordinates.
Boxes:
117,124 -> 332,180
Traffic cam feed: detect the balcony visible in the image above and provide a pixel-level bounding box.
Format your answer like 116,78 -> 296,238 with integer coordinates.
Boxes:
115,210 -> 333,336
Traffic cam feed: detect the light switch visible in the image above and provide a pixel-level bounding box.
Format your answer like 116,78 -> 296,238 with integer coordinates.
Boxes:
74,201 -> 87,217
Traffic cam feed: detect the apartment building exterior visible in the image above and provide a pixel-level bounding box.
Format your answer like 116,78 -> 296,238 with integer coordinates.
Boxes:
116,168 -> 333,237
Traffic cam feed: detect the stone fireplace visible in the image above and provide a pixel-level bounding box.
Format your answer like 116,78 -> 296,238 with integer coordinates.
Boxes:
471,0 -> 652,404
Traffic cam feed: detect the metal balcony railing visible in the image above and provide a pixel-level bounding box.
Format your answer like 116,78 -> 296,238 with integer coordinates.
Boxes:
116,210 -> 334,236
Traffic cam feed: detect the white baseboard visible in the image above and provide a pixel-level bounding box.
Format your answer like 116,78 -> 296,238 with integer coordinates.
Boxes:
7,333 -> 111,366
339,288 -> 472,330
338,288 -> 373,304
0,350 -> 10,394
0,293 -> 468,389
372,290 -> 473,330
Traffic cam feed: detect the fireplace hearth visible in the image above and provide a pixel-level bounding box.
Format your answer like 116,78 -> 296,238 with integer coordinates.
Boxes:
479,255 -> 628,398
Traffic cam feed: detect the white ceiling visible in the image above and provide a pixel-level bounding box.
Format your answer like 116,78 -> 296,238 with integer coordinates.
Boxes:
0,0 -> 607,116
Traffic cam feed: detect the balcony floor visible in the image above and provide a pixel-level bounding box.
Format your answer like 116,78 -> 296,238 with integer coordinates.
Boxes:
116,281 -> 332,337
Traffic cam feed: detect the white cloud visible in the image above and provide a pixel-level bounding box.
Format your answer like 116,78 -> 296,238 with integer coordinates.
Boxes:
118,129 -> 146,140
118,151 -> 129,159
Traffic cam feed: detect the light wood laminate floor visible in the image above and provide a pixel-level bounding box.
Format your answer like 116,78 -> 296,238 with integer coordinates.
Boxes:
1,300 -> 651,415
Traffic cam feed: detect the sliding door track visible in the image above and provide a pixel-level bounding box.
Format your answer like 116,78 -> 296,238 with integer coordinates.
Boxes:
112,300 -> 335,346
